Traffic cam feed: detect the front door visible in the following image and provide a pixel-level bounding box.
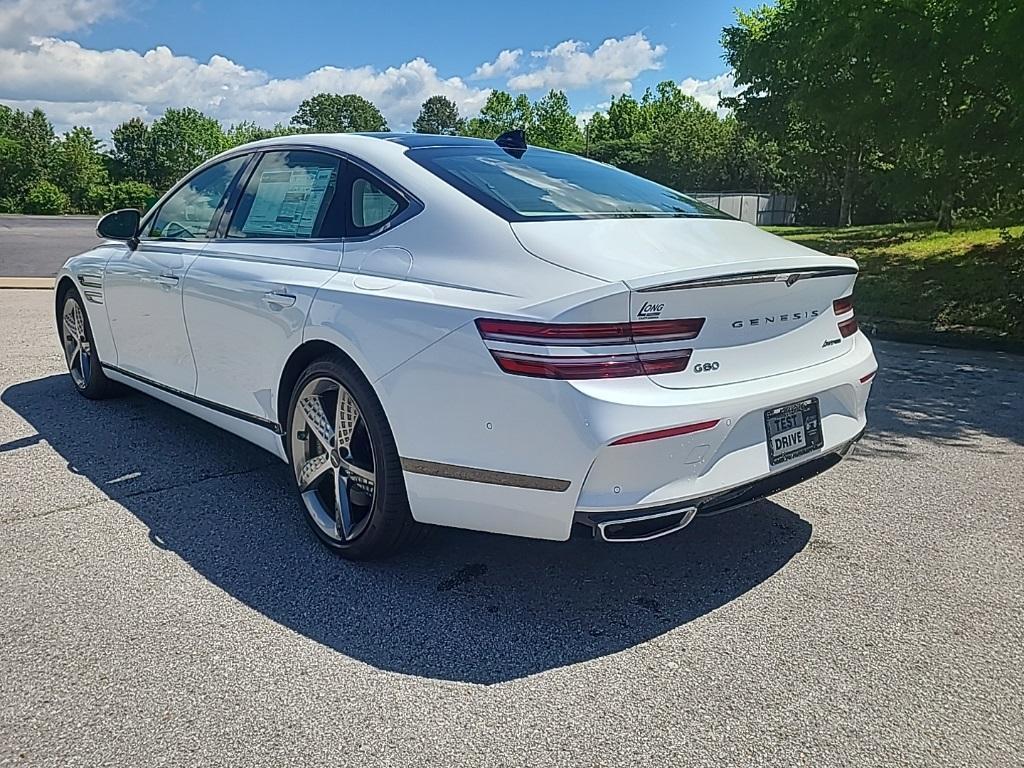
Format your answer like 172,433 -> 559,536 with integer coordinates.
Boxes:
182,149 -> 345,424
103,155 -> 250,393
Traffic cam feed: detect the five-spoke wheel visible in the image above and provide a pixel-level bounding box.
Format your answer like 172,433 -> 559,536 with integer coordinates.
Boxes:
59,289 -> 111,399
287,356 -> 421,558
62,296 -> 92,390
290,376 -> 377,542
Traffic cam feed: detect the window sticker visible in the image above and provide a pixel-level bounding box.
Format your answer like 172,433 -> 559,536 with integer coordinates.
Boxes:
242,166 -> 336,237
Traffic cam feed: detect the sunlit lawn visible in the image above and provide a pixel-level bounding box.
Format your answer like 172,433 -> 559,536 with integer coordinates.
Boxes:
766,221 -> 1024,342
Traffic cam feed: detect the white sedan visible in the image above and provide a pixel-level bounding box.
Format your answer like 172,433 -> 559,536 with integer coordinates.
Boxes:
56,131 -> 877,559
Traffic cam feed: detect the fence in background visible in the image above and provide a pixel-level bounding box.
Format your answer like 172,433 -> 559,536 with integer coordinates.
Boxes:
685,192 -> 798,226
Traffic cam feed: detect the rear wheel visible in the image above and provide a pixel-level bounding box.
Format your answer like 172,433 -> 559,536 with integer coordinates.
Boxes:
60,289 -> 112,399
286,356 -> 422,559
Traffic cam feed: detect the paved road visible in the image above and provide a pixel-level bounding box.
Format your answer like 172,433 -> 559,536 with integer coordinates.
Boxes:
0,288 -> 1021,767
0,215 -> 98,277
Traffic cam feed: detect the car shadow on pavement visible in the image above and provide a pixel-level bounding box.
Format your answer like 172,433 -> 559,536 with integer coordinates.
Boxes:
3,375 -> 811,685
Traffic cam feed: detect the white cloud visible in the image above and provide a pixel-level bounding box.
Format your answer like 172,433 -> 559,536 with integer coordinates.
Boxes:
507,33 -> 666,94
574,101 -> 610,129
678,72 -> 739,115
0,38 -> 491,136
0,8 -> 674,140
0,0 -> 119,47
470,48 -> 521,80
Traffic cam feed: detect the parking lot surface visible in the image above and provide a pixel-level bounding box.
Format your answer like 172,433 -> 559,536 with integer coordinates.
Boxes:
1,288 -> 1022,767
0,216 -> 97,278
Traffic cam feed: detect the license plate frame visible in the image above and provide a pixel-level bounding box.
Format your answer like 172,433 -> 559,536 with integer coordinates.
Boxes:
764,397 -> 823,466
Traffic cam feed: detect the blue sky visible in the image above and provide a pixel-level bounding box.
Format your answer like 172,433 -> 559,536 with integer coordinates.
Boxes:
0,0 -> 758,136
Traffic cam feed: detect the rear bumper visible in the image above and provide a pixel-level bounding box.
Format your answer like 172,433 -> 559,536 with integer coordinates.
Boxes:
382,324 -> 877,542
574,427 -> 863,541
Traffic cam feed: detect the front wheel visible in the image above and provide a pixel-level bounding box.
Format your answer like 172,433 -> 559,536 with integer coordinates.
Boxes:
60,289 -> 112,399
286,356 -> 423,560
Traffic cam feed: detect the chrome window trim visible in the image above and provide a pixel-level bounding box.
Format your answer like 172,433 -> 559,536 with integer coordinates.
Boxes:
138,143 -> 424,248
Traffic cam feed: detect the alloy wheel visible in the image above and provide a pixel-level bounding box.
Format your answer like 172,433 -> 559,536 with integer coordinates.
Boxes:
290,376 -> 377,542
62,297 -> 92,390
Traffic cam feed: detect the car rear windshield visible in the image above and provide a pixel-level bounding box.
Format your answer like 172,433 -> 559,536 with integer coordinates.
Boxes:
406,145 -> 727,221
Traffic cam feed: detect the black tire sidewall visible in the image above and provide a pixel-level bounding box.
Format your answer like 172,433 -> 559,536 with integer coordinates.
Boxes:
60,289 -> 109,399
286,356 -> 414,559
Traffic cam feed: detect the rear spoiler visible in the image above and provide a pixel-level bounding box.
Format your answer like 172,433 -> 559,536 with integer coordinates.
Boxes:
634,266 -> 858,293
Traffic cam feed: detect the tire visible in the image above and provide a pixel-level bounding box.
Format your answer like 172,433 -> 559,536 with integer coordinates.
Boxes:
58,287 -> 113,400
286,355 -> 424,560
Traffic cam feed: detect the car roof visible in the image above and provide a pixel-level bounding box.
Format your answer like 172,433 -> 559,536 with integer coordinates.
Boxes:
359,133 -> 499,148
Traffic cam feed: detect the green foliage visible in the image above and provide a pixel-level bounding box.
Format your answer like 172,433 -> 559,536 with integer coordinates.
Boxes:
772,221 -> 1024,340
54,127 -> 110,213
413,96 -> 463,135
0,106 -> 56,207
23,180 -> 70,215
291,93 -> 389,133
531,90 -> 583,152
463,91 -> 534,139
148,108 -> 228,189
110,118 -> 152,184
224,121 -> 294,147
85,180 -> 158,213
723,0 -> 1024,228
585,81 -> 771,192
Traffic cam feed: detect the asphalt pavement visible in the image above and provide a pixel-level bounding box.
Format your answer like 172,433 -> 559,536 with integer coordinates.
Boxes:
0,288 -> 1021,767
0,215 -> 98,277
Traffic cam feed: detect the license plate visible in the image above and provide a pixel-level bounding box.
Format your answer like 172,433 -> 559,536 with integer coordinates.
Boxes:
764,398 -> 823,466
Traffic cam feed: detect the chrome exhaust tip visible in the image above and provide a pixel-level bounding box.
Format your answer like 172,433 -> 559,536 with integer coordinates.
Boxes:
594,506 -> 698,543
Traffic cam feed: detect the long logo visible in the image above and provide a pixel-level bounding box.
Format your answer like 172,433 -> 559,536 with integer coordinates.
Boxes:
637,301 -> 664,319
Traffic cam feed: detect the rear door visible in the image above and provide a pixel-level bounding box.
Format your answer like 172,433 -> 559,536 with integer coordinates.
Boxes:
181,149 -> 345,425
104,154 -> 249,393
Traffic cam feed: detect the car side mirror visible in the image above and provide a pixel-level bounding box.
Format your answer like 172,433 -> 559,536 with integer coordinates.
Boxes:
96,209 -> 141,242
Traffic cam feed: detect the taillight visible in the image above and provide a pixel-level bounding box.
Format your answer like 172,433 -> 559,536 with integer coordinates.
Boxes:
833,295 -> 857,337
475,318 -> 704,345
476,317 -> 704,379
485,350 -> 693,379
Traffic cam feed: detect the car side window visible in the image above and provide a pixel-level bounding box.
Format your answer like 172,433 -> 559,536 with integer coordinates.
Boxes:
147,156 -> 248,240
228,150 -> 343,239
349,171 -> 406,236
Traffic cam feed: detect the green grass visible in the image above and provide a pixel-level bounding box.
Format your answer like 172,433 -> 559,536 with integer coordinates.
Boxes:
766,221 -> 1024,343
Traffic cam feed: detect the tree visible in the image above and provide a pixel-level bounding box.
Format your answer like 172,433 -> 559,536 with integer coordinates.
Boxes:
0,106 -> 55,207
722,0 -> 1024,229
290,93 -> 388,133
148,108 -> 227,189
584,82 -> 743,191
106,180 -> 158,211
110,117 -> 153,184
23,180 -> 69,215
463,91 -> 533,139
225,121 -> 294,147
53,127 -> 109,212
722,2 -> 882,226
413,96 -> 463,135
531,90 -> 583,152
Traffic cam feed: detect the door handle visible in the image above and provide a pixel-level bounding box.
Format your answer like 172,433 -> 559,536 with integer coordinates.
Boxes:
263,290 -> 296,308
140,272 -> 179,287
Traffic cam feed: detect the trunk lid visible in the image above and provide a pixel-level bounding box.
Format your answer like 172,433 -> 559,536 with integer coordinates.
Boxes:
511,217 -> 859,388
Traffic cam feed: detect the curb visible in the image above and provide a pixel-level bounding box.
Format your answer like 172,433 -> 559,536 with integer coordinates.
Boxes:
0,277 -> 55,289
862,318 -> 1024,354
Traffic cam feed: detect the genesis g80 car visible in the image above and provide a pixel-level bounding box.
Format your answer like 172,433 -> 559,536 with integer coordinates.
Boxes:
55,131 -> 876,558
